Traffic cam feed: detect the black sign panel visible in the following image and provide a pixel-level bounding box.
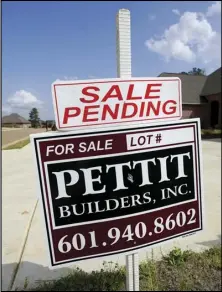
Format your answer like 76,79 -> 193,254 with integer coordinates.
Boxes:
47,145 -> 195,227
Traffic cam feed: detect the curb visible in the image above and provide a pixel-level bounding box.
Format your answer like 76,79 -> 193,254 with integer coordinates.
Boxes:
8,200 -> 39,291
201,135 -> 221,140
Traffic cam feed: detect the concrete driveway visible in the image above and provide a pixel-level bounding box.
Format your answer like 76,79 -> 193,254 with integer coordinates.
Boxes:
2,139 -> 221,290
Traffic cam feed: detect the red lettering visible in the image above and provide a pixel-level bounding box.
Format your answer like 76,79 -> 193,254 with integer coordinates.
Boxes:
80,86 -> 100,103
145,84 -> 162,99
63,107 -> 81,124
102,85 -> 123,102
102,104 -> 120,121
121,103 -> 138,119
126,84 -> 142,100
83,105 -> 99,122
139,102 -> 146,117
162,100 -> 177,114
146,101 -> 161,116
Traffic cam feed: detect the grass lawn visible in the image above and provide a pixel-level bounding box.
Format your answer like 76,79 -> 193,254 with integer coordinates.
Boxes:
201,129 -> 221,136
22,246 -> 221,291
3,138 -> 30,150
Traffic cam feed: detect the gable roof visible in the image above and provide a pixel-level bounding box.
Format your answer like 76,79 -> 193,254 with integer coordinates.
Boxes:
201,67 -> 221,96
158,72 -> 208,104
2,113 -> 30,124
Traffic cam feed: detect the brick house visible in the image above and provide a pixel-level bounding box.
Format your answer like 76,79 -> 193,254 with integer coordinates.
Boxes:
159,67 -> 221,128
2,113 -> 31,128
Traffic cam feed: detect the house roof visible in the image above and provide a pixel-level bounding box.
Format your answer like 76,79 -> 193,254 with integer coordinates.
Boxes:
158,72 -> 208,104
2,113 -> 30,124
201,67 -> 221,96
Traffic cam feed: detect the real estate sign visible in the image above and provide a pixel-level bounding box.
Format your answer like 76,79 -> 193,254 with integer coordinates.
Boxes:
31,118 -> 203,268
51,77 -> 182,131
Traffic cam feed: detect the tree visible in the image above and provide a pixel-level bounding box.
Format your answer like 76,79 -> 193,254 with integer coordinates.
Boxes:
46,120 -> 54,128
180,68 -> 206,76
41,120 -> 46,128
188,67 -> 206,76
29,108 -> 40,128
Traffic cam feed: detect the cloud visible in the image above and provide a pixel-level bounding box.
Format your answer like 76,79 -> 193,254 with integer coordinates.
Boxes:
2,105 -> 12,115
55,76 -> 99,81
206,1 -> 221,17
148,14 -> 156,21
55,76 -> 78,82
3,90 -> 43,116
64,76 -> 78,80
172,9 -> 180,16
145,9 -> 221,64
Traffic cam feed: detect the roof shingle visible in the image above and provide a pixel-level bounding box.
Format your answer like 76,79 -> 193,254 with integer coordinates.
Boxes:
2,113 -> 30,124
158,73 -> 207,104
201,67 -> 221,96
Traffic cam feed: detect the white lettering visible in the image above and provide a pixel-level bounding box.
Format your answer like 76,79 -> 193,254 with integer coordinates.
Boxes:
66,144 -> 74,154
143,192 -> 152,204
178,183 -> 188,195
106,139 -> 113,150
46,145 -> 54,156
59,205 -> 71,218
131,194 -> 142,206
53,170 -> 80,199
72,203 -> 85,215
120,196 -> 131,208
81,166 -> 105,195
157,156 -> 170,183
106,162 -> 131,191
133,159 -> 156,186
105,198 -> 119,211
55,145 -> 65,155
79,142 -> 87,152
171,152 -> 191,179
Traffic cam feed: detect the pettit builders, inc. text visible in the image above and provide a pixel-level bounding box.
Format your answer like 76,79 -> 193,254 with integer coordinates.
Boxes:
31,119 -> 203,267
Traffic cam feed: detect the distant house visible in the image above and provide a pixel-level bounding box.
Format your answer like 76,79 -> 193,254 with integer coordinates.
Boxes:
2,113 -> 31,128
158,67 -> 221,128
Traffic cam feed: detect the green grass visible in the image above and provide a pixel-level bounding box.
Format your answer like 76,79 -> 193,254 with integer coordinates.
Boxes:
20,246 -> 221,291
3,138 -> 30,150
201,129 -> 222,135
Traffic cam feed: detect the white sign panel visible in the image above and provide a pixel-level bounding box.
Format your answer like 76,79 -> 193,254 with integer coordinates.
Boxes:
51,77 -> 182,131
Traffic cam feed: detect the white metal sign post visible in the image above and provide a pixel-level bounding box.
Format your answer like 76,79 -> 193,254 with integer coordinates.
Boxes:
116,8 -> 139,291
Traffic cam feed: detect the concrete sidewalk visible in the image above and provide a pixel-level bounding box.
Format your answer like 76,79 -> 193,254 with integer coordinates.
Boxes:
2,144 -> 39,291
2,140 -> 221,291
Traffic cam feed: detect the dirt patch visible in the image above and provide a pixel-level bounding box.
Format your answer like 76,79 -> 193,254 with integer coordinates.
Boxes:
2,128 -> 46,147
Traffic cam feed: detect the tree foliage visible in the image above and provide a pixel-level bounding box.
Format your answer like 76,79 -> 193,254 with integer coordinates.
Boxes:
29,107 -> 40,128
180,68 -> 206,76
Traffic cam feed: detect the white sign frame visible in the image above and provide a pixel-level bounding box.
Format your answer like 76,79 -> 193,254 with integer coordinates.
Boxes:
51,77 -> 182,131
